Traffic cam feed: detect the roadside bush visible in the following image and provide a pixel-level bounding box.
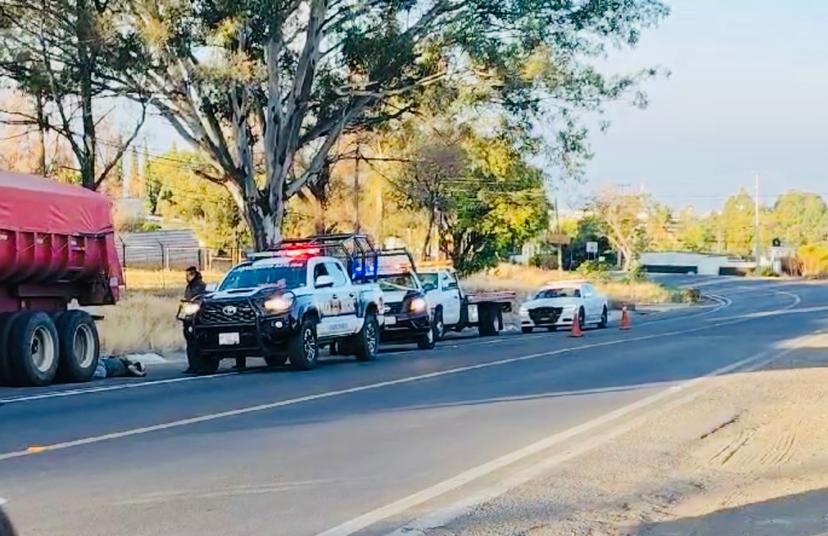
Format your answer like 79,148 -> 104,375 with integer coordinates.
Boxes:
753,266 -> 778,277
797,243 -> 828,277
529,253 -> 558,270
576,260 -> 613,281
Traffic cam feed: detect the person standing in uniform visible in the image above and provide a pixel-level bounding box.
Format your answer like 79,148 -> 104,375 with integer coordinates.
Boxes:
183,266 -> 207,374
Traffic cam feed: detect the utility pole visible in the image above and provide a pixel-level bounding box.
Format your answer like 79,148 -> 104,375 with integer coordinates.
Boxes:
554,196 -> 563,271
353,141 -> 361,232
754,173 -> 761,262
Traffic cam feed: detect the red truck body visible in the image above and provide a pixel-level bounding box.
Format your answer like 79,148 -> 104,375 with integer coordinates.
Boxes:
0,171 -> 123,314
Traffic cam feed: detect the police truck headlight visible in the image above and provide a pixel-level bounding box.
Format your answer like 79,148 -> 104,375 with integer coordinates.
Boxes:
409,297 -> 427,313
264,293 -> 294,314
181,302 -> 201,317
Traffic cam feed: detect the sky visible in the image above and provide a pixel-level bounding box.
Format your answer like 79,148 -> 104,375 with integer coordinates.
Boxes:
560,0 -> 828,212
136,1 -> 828,214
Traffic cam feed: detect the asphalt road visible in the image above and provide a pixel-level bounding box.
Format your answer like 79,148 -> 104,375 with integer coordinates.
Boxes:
1,276 -> 826,536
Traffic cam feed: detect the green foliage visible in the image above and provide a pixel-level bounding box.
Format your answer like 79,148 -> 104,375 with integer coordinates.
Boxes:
576,260 -> 613,282
116,0 -> 667,246
0,0 -> 147,190
770,191 -> 828,247
529,253 -> 558,270
446,131 -> 550,275
146,149 -> 248,250
753,265 -> 777,277
718,189 -> 755,257
797,243 -> 828,277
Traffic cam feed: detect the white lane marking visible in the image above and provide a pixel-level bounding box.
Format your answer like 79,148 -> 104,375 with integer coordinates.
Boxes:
318,342 -> 796,536
0,351 -> 415,405
114,479 -> 334,506
0,292 -> 796,463
383,335 -> 817,536
0,372 -> 237,405
0,292 -> 735,406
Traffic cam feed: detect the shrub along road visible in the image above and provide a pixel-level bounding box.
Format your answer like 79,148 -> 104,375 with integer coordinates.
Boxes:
0,276 -> 824,536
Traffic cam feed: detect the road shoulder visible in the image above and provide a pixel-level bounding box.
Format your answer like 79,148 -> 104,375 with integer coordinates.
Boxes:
417,333 -> 828,536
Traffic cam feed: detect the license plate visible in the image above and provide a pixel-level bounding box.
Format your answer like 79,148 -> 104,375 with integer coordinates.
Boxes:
384,315 -> 397,326
218,332 -> 240,345
468,304 -> 478,323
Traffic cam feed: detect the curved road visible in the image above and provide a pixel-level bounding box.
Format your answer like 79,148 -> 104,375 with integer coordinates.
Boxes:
1,276 -> 826,535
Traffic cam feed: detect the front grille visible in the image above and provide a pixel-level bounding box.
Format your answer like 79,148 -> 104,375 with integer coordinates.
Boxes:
529,306 -> 563,324
199,300 -> 258,325
386,302 -> 403,315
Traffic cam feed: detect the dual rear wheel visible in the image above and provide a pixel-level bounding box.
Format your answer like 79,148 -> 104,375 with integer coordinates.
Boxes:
0,310 -> 99,387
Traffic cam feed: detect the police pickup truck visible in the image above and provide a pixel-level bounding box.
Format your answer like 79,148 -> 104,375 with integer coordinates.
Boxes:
179,235 -> 384,373
375,249 -> 435,349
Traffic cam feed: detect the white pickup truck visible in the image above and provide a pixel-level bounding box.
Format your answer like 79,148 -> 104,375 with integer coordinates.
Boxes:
418,268 -> 515,339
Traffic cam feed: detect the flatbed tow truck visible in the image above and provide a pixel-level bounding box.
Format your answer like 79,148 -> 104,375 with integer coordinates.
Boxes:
417,262 -> 515,339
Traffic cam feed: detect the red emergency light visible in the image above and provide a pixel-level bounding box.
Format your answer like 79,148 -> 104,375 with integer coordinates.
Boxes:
280,246 -> 321,259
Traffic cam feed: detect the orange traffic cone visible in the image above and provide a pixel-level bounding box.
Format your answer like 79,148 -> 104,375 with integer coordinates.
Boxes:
620,306 -> 632,331
569,316 -> 584,338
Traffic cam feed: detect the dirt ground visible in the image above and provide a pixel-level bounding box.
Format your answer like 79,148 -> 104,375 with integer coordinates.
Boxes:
435,334 -> 828,536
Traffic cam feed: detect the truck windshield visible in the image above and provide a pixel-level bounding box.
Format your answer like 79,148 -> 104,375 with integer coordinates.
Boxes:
378,273 -> 419,292
418,273 -> 438,290
535,287 -> 580,299
219,262 -> 306,291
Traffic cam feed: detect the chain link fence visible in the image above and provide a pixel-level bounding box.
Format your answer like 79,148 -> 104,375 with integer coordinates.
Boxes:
117,231 -> 241,289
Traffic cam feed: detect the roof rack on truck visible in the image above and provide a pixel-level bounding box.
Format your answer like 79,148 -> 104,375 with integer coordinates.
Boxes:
376,247 -> 418,276
247,233 -> 380,284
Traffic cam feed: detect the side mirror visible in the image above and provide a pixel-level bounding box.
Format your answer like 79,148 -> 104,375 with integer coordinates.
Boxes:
315,275 -> 334,288
205,283 -> 217,292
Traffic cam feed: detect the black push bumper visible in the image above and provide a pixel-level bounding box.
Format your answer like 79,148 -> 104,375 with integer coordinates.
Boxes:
381,311 -> 431,343
189,314 -> 296,358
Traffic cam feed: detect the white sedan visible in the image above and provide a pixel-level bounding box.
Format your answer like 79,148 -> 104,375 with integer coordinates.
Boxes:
519,281 -> 608,333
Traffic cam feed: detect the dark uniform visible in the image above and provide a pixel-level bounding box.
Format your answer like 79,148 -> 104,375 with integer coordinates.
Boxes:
183,270 -> 206,373
185,273 -> 207,300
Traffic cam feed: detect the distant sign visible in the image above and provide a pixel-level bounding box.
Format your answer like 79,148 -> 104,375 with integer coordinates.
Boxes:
586,241 -> 599,254
548,233 -> 571,246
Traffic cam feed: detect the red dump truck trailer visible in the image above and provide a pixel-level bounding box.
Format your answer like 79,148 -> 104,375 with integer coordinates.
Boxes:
0,171 -> 123,386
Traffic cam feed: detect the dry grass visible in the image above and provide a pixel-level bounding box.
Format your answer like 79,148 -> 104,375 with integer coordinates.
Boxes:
95,264 -> 685,356
462,263 -> 681,305
90,291 -> 185,355
123,268 -> 225,290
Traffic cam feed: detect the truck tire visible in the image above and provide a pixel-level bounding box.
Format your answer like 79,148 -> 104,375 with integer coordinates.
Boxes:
0,312 -> 23,385
7,312 -> 60,386
598,306 -> 608,329
432,308 -> 445,341
354,314 -> 380,362
478,306 -> 502,337
0,504 -> 17,536
289,316 -> 319,370
264,354 -> 288,367
55,310 -> 100,383
417,327 -> 435,350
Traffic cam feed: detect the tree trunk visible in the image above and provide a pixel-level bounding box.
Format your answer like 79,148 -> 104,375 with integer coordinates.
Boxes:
34,93 -> 47,176
226,180 -> 283,251
76,0 -> 97,190
421,207 -> 436,260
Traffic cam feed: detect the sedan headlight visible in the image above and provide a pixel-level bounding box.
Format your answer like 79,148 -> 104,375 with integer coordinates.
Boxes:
519,305 -> 529,316
264,293 -> 294,314
409,296 -> 428,313
180,302 -> 201,317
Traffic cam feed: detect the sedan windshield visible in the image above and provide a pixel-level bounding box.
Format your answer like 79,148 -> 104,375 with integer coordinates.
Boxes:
535,287 -> 581,299
378,273 -> 419,292
219,262 -> 306,291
